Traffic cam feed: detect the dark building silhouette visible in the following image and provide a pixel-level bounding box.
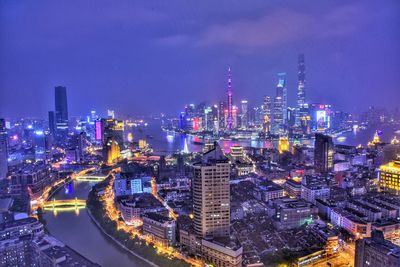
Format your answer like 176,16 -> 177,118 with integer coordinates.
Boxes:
355,230 -> 400,267
314,133 -> 334,173
48,111 -> 56,136
0,119 -> 8,180
55,86 -> 69,133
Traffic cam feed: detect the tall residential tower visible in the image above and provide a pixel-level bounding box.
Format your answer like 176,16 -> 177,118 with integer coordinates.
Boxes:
193,143 -> 230,238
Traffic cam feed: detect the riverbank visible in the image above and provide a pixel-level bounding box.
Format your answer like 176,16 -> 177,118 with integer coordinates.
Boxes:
86,181 -> 190,267
86,205 -> 158,267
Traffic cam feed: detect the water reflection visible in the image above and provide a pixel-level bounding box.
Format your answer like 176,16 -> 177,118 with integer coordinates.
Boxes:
44,181 -> 152,267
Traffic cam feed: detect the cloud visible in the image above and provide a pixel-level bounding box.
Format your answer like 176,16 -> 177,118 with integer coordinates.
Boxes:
157,3 -> 369,49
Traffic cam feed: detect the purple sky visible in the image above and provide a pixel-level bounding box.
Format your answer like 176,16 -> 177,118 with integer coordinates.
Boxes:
0,0 -> 399,118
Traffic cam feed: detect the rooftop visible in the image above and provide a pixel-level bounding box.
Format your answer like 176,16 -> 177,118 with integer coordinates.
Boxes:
143,212 -> 172,223
195,143 -> 228,166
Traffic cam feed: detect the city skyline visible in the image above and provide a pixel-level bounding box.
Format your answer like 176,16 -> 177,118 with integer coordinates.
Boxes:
1,0 -> 400,118
2,2 -> 400,267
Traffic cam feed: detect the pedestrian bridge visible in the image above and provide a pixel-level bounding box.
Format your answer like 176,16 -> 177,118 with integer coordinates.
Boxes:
42,198 -> 86,211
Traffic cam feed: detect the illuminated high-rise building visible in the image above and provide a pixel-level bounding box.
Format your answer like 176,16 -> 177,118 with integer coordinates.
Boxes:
103,137 -> 120,165
278,136 -> 289,154
309,104 -> 332,133
263,96 -> 272,118
204,106 -> 214,131
212,105 -> 219,133
240,100 -> 248,129
193,143 -> 230,238
263,96 -> 272,133
101,118 -> 125,148
226,67 -> 233,131
378,157 -> 400,195
296,54 -> 307,126
272,73 -> 287,135
33,130 -> 46,160
193,145 -> 243,267
314,133 -> 334,173
107,109 -> 115,119
0,119 -> 8,179
218,101 -> 225,130
277,73 -> 288,123
90,110 -> 97,123
272,95 -> 283,134
55,86 -> 69,134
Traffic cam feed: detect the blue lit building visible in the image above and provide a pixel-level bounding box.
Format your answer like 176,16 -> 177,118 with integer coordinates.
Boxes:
131,178 -> 143,194
310,104 -> 332,133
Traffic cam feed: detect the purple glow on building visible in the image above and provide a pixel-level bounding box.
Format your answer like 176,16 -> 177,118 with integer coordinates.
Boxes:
95,121 -> 102,141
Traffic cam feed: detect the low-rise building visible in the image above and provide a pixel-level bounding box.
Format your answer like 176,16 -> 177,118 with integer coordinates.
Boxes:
201,237 -> 243,267
34,235 -> 99,266
142,212 -> 176,247
301,183 -> 330,204
253,181 -> 284,202
117,193 -> 166,225
283,179 -> 301,198
270,198 -> 318,230
330,208 -> 371,238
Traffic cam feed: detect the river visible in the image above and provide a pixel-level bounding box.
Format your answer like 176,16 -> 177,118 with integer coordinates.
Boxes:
44,120 -> 399,266
43,181 -> 153,267
129,119 -> 400,153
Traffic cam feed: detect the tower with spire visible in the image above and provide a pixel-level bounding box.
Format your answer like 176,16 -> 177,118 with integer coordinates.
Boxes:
226,67 -> 233,131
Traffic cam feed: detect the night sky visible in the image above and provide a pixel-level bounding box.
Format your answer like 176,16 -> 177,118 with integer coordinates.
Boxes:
0,0 -> 399,118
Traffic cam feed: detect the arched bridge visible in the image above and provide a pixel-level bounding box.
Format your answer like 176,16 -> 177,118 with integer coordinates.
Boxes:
42,198 -> 86,211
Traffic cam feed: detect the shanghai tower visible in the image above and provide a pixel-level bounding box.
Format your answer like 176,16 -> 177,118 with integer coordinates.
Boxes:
55,86 -> 69,132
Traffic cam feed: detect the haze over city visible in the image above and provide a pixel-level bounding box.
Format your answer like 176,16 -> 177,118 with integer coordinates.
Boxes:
1,0 -> 399,118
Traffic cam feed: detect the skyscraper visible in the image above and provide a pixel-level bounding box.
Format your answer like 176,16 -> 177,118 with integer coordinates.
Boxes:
226,67 -> 233,131
272,73 -> 287,135
0,119 -> 8,179
48,111 -> 56,136
55,86 -> 69,133
263,96 -> 272,133
240,100 -> 248,129
193,143 -> 230,238
218,101 -> 225,130
296,54 -> 306,126
314,133 -> 334,173
272,95 -> 283,134
277,73 -> 287,123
